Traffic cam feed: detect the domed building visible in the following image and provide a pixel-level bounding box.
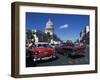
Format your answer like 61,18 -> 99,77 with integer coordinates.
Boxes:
45,19 -> 62,44
45,19 -> 54,35
26,19 -> 62,44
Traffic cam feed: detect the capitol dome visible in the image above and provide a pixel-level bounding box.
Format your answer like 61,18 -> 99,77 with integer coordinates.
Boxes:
46,19 -> 53,29
45,19 -> 54,35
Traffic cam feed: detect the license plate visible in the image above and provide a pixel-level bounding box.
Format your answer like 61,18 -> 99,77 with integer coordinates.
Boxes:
42,56 -> 50,60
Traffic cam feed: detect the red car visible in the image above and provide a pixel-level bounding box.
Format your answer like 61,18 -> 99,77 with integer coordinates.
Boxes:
73,43 -> 86,55
55,43 -> 73,54
31,44 -> 56,62
55,44 -> 66,55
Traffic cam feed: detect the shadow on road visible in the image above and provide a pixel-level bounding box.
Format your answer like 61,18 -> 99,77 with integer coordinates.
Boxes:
68,54 -> 85,59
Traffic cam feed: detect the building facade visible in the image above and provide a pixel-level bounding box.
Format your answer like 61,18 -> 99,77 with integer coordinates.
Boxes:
79,25 -> 90,44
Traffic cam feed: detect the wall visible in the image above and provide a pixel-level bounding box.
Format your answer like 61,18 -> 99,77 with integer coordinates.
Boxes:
0,0 -> 99,80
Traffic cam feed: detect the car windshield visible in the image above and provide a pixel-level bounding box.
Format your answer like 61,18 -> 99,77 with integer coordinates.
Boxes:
37,44 -> 51,48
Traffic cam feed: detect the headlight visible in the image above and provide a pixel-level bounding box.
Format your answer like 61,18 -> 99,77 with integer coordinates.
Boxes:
38,51 -> 41,53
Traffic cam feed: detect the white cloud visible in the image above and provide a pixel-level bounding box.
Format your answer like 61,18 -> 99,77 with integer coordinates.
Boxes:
59,24 -> 69,29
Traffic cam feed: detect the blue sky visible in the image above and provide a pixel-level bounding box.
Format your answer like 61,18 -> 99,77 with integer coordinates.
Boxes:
26,12 -> 89,42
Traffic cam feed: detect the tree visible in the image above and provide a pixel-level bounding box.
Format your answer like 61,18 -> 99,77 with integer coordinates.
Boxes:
47,32 -> 51,43
26,30 -> 35,43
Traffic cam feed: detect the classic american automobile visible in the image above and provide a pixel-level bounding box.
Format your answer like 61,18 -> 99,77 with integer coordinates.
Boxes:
55,44 -> 66,55
55,43 -> 74,56
30,43 -> 56,62
73,42 -> 86,55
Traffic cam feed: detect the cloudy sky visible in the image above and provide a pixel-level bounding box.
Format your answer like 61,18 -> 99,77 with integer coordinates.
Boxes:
26,12 -> 89,42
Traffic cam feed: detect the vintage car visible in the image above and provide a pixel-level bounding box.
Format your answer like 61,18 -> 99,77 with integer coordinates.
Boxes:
31,44 -> 56,62
55,43 -> 73,56
55,44 -> 65,54
73,43 -> 86,55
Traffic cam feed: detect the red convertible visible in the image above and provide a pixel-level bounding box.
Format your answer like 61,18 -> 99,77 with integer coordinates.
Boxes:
31,44 -> 56,62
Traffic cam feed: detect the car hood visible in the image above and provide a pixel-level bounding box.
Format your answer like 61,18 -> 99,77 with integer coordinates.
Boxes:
34,48 -> 54,57
34,48 -> 54,52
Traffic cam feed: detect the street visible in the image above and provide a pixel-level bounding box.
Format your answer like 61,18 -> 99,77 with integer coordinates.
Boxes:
26,46 -> 89,67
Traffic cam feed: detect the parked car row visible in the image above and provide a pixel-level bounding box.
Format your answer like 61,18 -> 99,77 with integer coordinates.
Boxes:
55,42 -> 86,56
26,42 -> 86,62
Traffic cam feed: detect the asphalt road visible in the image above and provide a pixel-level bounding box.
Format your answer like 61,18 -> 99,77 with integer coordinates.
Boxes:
26,46 -> 89,67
